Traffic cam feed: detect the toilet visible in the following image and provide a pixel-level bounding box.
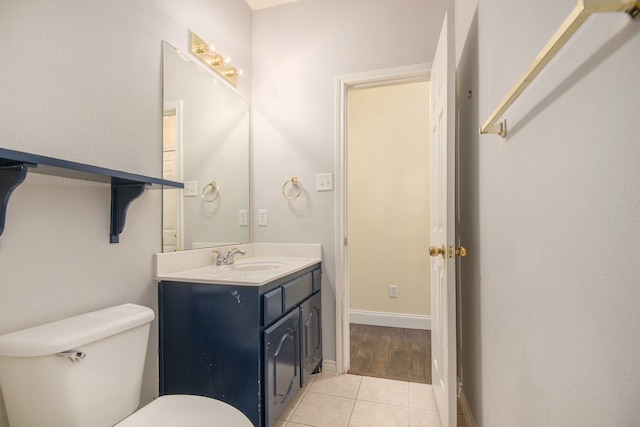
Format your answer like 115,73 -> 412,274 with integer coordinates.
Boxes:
0,303 -> 253,427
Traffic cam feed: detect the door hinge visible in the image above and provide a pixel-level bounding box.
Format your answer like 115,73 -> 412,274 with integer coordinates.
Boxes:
344,237 -> 348,246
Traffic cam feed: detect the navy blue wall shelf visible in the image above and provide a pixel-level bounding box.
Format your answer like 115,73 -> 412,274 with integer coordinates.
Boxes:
0,147 -> 183,243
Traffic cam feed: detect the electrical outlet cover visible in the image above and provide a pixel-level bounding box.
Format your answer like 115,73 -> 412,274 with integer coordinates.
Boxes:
389,285 -> 398,298
258,209 -> 268,226
239,210 -> 248,226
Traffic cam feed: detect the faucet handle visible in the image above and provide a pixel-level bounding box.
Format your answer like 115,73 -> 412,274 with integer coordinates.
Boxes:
212,249 -> 224,265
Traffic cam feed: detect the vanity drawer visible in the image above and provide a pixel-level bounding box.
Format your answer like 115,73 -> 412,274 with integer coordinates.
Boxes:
263,287 -> 283,325
282,273 -> 313,311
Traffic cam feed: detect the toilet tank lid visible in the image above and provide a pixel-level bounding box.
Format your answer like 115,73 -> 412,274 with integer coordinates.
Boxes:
0,304 -> 155,357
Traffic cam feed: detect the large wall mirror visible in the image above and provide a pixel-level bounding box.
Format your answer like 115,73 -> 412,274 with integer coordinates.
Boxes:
162,41 -> 250,252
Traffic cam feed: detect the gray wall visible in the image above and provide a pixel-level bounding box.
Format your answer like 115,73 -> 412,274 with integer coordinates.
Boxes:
456,0 -> 640,425
251,0 -> 453,362
0,1 -> 252,425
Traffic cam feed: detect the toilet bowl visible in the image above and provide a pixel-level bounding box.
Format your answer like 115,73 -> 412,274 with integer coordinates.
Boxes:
115,395 -> 252,426
0,304 -> 252,427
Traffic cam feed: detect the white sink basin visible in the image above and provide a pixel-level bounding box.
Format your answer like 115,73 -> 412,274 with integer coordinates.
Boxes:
155,249 -> 321,286
229,261 -> 287,271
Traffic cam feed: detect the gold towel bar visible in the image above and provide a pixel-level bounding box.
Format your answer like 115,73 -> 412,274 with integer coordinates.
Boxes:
480,0 -> 639,138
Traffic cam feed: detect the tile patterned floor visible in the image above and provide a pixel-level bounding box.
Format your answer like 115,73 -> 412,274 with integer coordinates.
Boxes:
275,373 -> 445,427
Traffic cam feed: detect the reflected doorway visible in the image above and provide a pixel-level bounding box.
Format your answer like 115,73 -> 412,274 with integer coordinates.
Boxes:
162,102 -> 183,252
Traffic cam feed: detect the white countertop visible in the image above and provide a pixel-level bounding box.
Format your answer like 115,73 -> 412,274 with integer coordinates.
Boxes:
154,243 -> 321,286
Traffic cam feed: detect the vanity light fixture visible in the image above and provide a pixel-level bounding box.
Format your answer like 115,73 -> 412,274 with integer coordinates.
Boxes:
189,31 -> 242,87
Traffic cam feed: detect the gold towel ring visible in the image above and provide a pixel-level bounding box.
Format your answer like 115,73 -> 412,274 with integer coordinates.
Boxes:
282,177 -> 303,200
202,181 -> 220,202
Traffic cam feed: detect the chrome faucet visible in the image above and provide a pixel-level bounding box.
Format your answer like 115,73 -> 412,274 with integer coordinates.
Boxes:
212,248 -> 246,266
225,248 -> 246,264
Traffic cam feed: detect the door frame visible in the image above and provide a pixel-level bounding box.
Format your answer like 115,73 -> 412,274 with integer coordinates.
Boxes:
334,63 -> 432,374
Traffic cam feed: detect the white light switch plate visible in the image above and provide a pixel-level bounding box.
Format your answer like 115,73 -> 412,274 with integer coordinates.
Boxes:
316,173 -> 334,191
184,181 -> 197,197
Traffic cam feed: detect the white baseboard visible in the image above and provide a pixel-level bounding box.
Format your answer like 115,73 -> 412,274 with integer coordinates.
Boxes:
321,359 -> 337,374
349,310 -> 431,330
459,387 -> 477,427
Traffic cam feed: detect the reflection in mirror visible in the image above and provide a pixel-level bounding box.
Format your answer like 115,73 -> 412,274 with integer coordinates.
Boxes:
162,41 -> 250,252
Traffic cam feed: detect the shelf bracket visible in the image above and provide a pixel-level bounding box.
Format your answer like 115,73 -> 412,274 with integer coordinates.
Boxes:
0,164 -> 30,238
479,120 -> 507,138
110,180 -> 148,243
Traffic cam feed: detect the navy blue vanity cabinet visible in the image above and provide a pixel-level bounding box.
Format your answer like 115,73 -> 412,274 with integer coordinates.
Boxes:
158,263 -> 322,427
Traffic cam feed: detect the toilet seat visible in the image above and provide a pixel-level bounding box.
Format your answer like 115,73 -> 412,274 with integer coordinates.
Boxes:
114,395 -> 253,427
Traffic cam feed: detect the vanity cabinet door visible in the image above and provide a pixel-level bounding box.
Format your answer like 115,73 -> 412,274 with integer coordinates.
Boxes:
300,291 -> 322,386
264,309 -> 300,427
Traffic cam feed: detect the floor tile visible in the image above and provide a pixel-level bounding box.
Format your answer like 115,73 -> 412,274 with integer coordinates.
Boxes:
302,372 -> 317,391
289,391 -> 355,427
409,382 -> 438,411
348,400 -> 409,427
357,376 -> 409,407
308,372 -> 362,398
409,407 -> 442,427
281,374 -> 444,427
279,388 -> 307,421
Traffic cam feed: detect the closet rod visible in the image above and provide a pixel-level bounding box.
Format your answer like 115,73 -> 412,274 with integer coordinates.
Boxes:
480,0 -> 639,138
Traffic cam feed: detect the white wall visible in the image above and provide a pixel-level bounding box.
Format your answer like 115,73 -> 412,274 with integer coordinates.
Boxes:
456,0 -> 640,425
251,0 -> 453,362
348,82 -> 431,317
0,1 -> 252,425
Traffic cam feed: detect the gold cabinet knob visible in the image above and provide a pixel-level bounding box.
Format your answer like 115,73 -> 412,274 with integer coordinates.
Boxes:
456,246 -> 469,257
429,245 -> 445,258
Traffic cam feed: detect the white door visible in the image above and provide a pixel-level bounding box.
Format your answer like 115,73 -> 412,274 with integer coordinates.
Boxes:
429,10 -> 457,427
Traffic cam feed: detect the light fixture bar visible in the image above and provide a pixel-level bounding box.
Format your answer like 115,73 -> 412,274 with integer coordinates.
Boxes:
189,32 -> 241,87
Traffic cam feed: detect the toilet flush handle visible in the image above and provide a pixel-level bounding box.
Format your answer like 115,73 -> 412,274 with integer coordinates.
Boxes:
56,350 -> 86,363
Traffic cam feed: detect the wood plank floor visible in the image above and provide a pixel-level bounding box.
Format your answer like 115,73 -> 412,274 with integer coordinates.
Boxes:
349,323 -> 431,384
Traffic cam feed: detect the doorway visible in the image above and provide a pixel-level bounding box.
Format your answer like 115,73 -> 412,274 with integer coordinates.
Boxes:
335,64 -> 432,376
346,80 -> 432,383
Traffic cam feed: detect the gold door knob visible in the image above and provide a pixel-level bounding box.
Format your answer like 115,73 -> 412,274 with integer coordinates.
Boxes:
456,246 -> 469,257
429,245 -> 445,258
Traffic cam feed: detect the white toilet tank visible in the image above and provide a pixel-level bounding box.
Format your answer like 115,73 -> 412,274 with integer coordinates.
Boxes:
0,303 -> 155,427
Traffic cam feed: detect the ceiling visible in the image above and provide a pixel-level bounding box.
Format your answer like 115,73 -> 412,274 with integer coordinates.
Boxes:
244,0 -> 300,10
